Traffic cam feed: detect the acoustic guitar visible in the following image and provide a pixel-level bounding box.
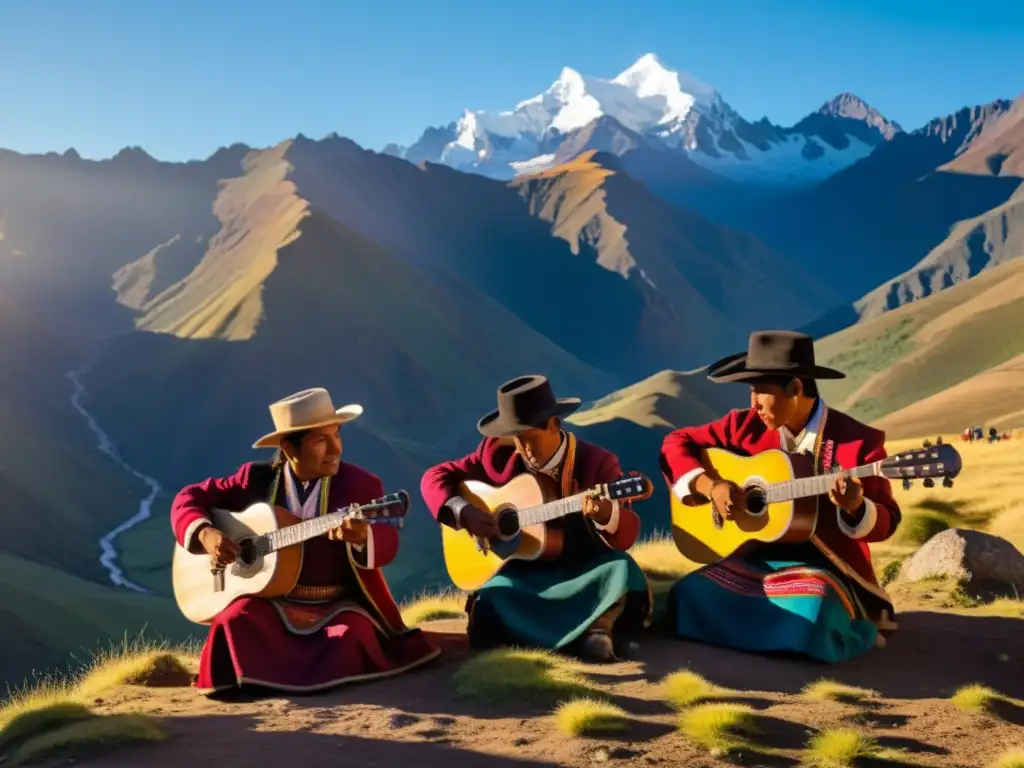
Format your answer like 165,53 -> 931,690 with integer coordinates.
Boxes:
441,473 -> 653,591
172,491 -> 409,624
670,443 -> 962,564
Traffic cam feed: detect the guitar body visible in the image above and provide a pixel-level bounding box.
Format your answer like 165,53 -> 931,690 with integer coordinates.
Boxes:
441,473 -> 563,592
670,448 -> 819,564
172,503 -> 305,625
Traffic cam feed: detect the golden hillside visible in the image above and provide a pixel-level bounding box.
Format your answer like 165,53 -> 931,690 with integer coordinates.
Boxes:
816,256 -> 1024,436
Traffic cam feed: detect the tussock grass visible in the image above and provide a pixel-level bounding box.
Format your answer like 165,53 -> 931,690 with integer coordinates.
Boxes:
0,632 -> 195,761
991,748 -> 1024,768
950,683 -> 1024,719
400,589 -> 466,625
2,710 -> 165,766
801,679 -> 879,706
663,670 -> 727,710
553,698 -> 629,736
628,534 -> 695,581
453,648 -> 598,705
679,702 -> 759,754
802,728 -> 882,767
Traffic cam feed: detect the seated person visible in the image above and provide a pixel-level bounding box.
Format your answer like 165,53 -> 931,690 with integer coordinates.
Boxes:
171,387 -> 439,695
660,332 -> 901,663
420,375 -> 651,663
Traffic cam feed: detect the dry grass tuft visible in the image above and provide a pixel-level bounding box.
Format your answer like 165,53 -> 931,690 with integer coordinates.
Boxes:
453,648 -> 599,705
663,670 -> 728,710
400,589 -> 467,626
991,748 -> 1024,768
553,698 -> 629,737
801,679 -> 879,706
678,702 -> 759,754
1,710 -> 165,766
802,728 -> 882,767
951,683 -> 1001,713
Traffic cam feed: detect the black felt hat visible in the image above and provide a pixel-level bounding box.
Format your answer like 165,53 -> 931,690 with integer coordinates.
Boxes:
477,375 -> 581,438
707,331 -> 845,383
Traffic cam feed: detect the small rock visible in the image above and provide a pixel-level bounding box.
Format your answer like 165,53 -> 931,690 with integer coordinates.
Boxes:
513,737 -> 531,747
591,748 -> 610,763
433,716 -> 456,726
93,698 -> 104,705
389,713 -> 420,729
901,528 -> 1024,593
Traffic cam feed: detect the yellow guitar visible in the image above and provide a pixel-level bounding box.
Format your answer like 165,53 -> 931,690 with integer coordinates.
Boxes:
442,472 -> 653,591
671,443 -> 962,563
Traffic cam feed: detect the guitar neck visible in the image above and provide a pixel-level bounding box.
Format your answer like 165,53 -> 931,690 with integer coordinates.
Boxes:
766,463 -> 878,504
517,492 -> 590,528
265,509 -> 357,551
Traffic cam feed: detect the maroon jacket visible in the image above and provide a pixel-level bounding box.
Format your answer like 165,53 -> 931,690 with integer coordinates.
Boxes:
420,435 -> 641,553
660,404 -> 900,599
170,460 -> 411,632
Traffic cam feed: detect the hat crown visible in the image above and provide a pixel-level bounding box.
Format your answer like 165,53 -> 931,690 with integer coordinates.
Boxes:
495,375 -> 559,423
746,330 -> 816,370
268,388 -> 338,433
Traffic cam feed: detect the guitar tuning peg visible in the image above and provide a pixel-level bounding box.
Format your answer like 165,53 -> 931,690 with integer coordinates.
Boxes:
943,477 -> 954,489
902,478 -> 913,490
923,478 -> 935,488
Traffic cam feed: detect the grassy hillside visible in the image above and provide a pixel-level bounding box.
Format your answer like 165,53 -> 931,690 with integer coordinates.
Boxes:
815,257 -> 1024,432
0,552 -> 191,688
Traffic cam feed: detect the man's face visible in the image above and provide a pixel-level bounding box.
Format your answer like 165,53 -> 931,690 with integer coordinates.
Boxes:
291,424 -> 343,477
514,418 -> 561,467
750,381 -> 797,432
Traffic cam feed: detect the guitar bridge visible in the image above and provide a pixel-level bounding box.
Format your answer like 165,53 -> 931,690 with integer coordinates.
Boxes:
211,567 -> 226,592
474,536 -> 491,555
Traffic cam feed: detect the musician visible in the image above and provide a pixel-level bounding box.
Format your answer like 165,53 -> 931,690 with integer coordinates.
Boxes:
420,376 -> 652,663
659,331 -> 901,663
170,388 -> 439,696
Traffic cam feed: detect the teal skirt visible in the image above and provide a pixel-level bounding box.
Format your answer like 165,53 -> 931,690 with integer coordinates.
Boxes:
667,552 -> 878,664
470,549 -> 650,650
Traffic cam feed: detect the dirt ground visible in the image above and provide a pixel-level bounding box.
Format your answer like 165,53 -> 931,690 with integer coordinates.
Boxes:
69,608 -> 1024,768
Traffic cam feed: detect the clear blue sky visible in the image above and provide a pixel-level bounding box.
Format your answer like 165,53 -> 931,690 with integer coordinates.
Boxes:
1,0 -> 1021,161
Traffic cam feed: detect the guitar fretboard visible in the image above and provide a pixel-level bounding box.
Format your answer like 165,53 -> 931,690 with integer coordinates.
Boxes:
516,492 -> 590,528
764,463 -> 878,503
266,510 -> 357,551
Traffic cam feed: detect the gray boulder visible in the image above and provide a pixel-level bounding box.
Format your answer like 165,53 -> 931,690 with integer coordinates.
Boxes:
901,528 -> 1024,594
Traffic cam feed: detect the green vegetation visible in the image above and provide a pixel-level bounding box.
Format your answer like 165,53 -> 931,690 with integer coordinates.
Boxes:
678,702 -> 760,755
400,590 -> 467,626
553,698 -> 630,736
452,648 -> 599,705
801,680 -> 879,706
896,510 -> 952,547
663,670 -> 729,710
801,728 -> 885,767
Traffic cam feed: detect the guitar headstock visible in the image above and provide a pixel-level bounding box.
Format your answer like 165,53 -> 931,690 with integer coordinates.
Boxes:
343,490 -> 410,528
881,443 -> 962,490
598,472 -> 653,503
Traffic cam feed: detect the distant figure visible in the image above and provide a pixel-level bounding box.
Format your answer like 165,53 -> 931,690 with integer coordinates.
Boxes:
660,331 -> 901,664
170,388 -> 439,696
923,439 -> 932,448
936,436 -> 943,445
420,376 -> 651,663
989,427 -> 1000,443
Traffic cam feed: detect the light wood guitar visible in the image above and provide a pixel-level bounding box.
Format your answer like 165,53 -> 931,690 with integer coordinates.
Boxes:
442,473 -> 653,591
671,443 -> 962,563
172,491 -> 409,624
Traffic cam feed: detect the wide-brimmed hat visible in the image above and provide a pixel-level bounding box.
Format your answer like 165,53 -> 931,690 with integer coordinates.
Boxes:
707,330 -> 845,383
477,375 -> 581,438
252,388 -> 363,448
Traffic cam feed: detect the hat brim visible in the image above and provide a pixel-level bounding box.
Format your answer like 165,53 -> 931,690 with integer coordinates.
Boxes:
706,354 -> 845,383
252,404 -> 363,448
476,398 -> 581,439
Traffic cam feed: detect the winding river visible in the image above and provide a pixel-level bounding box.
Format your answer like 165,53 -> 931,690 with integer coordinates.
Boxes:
67,366 -> 159,595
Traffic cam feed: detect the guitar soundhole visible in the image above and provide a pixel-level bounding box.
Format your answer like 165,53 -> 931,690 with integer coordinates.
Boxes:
745,488 -> 767,517
495,508 -> 521,539
237,538 -> 258,567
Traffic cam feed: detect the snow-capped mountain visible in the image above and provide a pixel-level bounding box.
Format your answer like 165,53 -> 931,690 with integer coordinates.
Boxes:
399,54 -> 902,187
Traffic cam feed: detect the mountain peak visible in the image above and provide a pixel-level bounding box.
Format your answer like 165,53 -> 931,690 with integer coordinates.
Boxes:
812,92 -> 902,140
615,53 -> 670,79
